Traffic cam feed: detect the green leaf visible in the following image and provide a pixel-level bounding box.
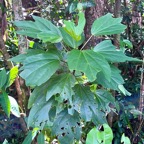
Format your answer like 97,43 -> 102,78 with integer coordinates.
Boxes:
28,96 -> 55,127
81,1 -> 95,8
10,49 -> 44,63
46,73 -> 75,102
86,128 -> 100,144
37,132 -> 45,144
60,28 -> 85,49
73,85 -> 106,124
94,40 -> 140,62
8,96 -> 20,117
22,128 -> 39,144
86,124 -> 113,144
95,89 -> 115,110
122,39 -> 133,48
0,69 -> 7,89
91,13 -> 126,36
20,52 -> 60,86
118,85 -> 131,96
52,109 -> 81,144
14,16 -> 62,43
130,109 -> 142,116
121,133 -> 131,144
96,65 -> 124,90
2,139 -> 9,144
63,12 -> 85,41
68,49 -> 111,82
28,81 -> 49,109
7,66 -> 18,87
0,92 -> 10,117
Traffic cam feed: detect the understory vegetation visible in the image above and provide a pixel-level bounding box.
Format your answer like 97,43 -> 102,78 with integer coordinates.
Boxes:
0,0 -> 144,144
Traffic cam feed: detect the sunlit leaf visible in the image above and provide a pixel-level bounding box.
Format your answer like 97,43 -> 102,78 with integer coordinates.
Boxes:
8,96 -> 20,117
60,28 -> 85,48
8,66 -> 18,87
86,124 -> 113,144
121,133 -> 131,144
63,12 -> 85,41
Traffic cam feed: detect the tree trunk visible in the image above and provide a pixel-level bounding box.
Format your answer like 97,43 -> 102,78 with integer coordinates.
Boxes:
84,0 -> 105,49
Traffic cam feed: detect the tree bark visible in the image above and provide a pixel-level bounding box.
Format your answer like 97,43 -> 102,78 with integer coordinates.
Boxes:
84,0 -> 105,49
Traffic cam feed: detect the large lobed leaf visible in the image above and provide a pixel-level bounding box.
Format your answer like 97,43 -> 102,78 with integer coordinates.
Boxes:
14,16 -> 62,43
91,13 -> 126,36
96,65 -> 124,90
20,52 -> 61,86
67,49 -> 111,82
52,109 -> 81,144
73,85 -> 106,124
46,73 -> 75,102
94,40 -> 141,62
28,81 -> 49,109
60,28 -> 85,49
95,89 -> 115,110
28,96 -> 55,127
63,12 -> 86,41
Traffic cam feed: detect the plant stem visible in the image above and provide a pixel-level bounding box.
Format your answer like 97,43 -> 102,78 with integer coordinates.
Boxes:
80,35 -> 93,50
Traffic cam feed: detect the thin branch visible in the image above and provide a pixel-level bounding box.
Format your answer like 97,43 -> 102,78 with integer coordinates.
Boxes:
80,35 -> 93,50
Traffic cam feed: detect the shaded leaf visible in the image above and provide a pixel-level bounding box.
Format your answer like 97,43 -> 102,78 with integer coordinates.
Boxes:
10,49 -> 44,63
46,73 -> 75,102
0,69 -> 7,89
73,84 -> 106,124
96,65 -> 124,90
52,109 -> 81,144
28,81 -> 49,109
28,96 -> 55,127
0,92 -> 10,117
95,89 -> 115,110
14,16 -> 62,43
37,132 -> 45,144
68,49 -> 111,82
91,13 -> 126,36
22,128 -> 39,144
